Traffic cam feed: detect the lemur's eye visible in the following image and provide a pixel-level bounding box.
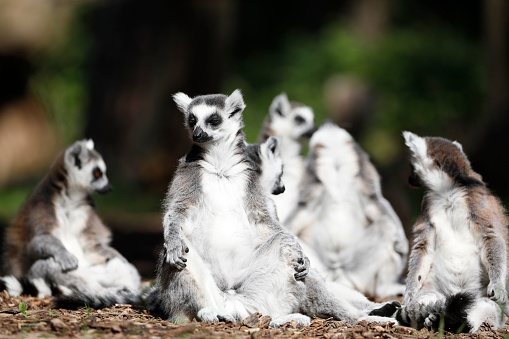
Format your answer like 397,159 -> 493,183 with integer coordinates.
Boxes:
93,167 -> 103,179
188,114 -> 197,127
294,115 -> 306,125
206,113 -> 222,127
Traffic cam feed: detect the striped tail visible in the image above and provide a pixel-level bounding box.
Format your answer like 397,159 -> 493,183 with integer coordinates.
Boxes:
0,275 -> 61,298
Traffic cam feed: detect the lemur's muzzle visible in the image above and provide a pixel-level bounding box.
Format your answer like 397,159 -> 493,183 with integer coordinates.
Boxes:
272,184 -> 285,195
302,126 -> 318,139
96,183 -> 113,195
193,126 -> 212,143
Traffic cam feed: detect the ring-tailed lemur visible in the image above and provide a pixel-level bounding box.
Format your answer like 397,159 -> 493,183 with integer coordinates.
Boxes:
156,90 -> 396,327
0,140 -> 141,307
396,132 -> 509,333
286,122 -> 408,298
257,93 -> 316,225
247,134 -> 402,322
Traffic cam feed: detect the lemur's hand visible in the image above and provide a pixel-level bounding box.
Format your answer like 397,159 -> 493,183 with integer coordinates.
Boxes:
487,281 -> 508,305
164,237 -> 189,270
293,255 -> 310,280
54,251 -> 78,272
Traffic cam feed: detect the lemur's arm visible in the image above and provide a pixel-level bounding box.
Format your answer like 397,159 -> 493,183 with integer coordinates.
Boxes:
162,165 -> 200,270
246,181 -> 309,280
479,223 -> 508,304
404,216 -> 435,303
27,233 -> 78,272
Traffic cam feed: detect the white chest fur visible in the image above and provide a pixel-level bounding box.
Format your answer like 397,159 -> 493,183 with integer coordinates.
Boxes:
428,187 -> 481,292
51,194 -> 90,267
186,148 -> 256,283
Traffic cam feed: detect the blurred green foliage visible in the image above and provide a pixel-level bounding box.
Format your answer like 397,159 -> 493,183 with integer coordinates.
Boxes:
234,24 -> 482,166
32,7 -> 93,145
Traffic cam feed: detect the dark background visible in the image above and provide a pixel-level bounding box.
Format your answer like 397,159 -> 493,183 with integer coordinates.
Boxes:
0,0 -> 507,278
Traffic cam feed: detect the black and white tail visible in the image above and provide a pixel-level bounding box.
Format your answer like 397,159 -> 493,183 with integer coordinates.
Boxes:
0,275 -> 64,298
54,288 -> 145,310
0,275 -> 147,312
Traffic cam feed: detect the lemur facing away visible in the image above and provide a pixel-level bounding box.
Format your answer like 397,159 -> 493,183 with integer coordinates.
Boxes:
156,90 -> 397,327
396,132 -> 509,333
0,140 -> 141,306
286,122 -> 408,298
247,134 -> 402,321
258,93 -> 316,225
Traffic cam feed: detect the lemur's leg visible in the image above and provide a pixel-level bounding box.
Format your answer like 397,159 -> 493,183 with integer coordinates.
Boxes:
158,245 -> 235,323
467,297 -> 506,332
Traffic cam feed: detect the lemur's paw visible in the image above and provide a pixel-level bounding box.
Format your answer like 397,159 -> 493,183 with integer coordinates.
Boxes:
55,252 -> 78,272
270,314 -> 311,328
487,281 -> 508,304
293,256 -> 310,280
424,313 -> 438,328
197,307 -> 220,322
164,238 -> 189,270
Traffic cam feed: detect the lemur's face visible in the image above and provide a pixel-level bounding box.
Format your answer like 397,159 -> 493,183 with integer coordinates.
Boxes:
64,140 -> 112,194
269,93 -> 316,142
173,90 -> 246,145
259,137 -> 285,195
403,131 -> 477,188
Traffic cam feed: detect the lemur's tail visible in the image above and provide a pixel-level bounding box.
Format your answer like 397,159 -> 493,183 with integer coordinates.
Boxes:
0,275 -> 62,298
395,292 -> 475,333
54,287 -> 147,310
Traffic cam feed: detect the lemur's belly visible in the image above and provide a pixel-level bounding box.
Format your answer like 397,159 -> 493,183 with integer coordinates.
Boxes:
52,202 -> 90,267
190,172 -> 258,281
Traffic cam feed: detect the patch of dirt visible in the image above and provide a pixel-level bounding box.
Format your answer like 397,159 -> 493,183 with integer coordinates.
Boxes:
0,291 -> 507,338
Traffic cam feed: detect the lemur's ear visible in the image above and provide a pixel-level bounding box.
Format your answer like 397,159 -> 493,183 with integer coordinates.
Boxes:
266,136 -> 279,155
85,139 -> 94,150
225,89 -> 246,118
452,140 -> 464,153
402,131 -> 426,159
65,140 -> 90,170
173,92 -> 193,114
269,93 -> 290,117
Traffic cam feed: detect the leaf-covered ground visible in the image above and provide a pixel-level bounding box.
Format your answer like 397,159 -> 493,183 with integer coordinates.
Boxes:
0,291 -> 507,338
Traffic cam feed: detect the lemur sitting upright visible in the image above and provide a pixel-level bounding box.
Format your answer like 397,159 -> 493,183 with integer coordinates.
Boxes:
0,140 -> 141,305
257,93 -> 316,225
286,122 -> 408,298
156,90 -> 397,327
396,132 -> 509,333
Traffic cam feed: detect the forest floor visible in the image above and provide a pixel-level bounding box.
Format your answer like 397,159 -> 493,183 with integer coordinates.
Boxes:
1,292 -> 508,338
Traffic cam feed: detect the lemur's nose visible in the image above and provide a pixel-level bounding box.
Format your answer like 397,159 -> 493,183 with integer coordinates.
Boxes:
193,126 -> 208,142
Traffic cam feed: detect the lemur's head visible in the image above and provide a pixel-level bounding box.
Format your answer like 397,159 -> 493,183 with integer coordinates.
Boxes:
265,93 -> 316,142
403,131 -> 483,190
64,139 -> 112,194
173,89 -> 246,145
259,137 -> 285,195
309,122 -> 360,180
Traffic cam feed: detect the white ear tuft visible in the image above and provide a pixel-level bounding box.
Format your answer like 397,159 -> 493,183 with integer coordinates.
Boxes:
269,93 -> 291,117
173,92 -> 193,114
452,140 -> 464,153
225,89 -> 246,117
402,131 -> 427,158
86,139 -> 94,150
265,136 -> 279,155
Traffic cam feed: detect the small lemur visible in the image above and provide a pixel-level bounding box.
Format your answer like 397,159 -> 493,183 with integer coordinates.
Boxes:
257,93 -> 316,225
156,90 -> 396,327
286,122 -> 408,298
0,140 -> 141,306
396,132 -> 509,332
